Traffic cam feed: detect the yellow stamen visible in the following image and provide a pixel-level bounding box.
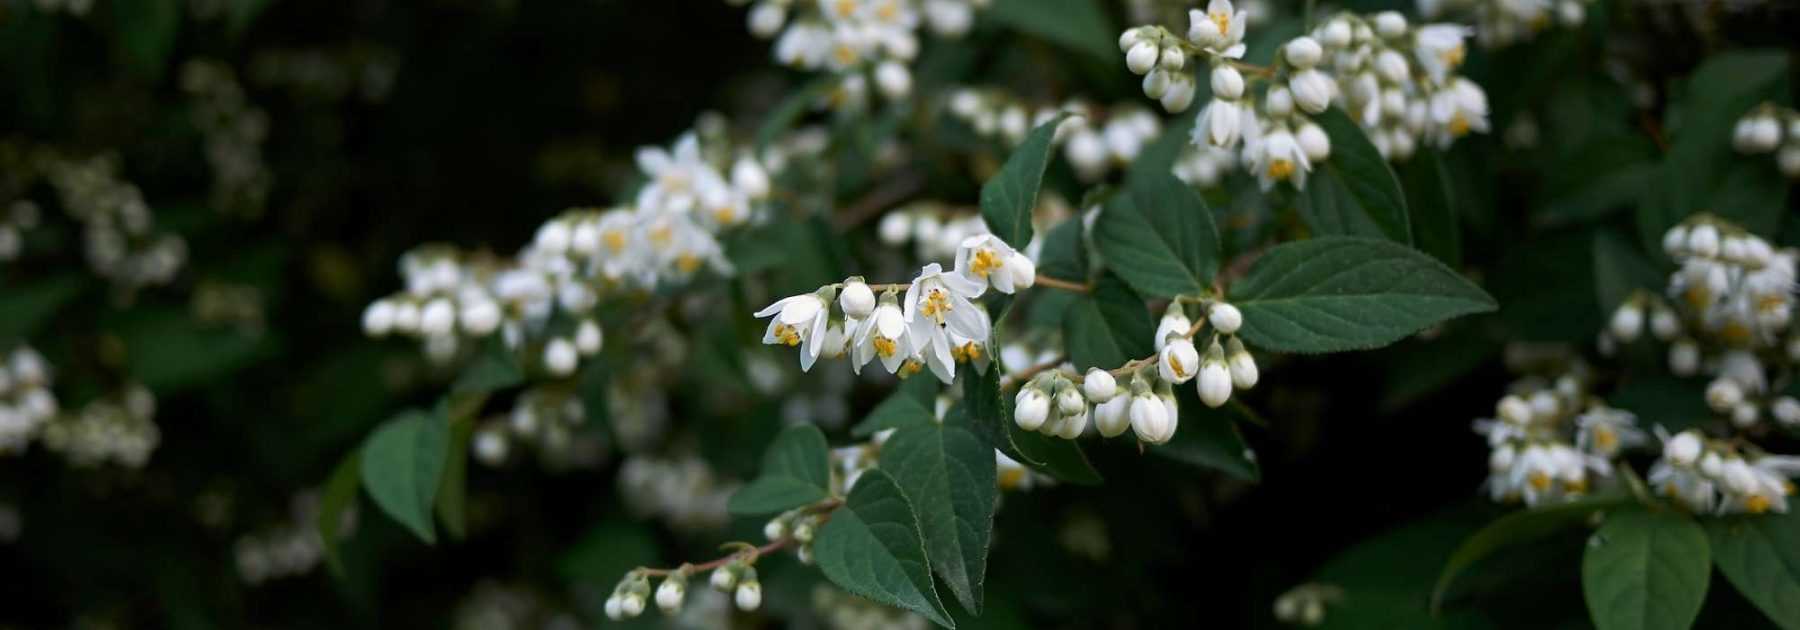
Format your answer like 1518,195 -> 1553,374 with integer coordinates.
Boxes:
876,1 -> 898,21
713,206 -> 740,225
898,359 -> 923,378
1595,427 -> 1617,452
919,289 -> 952,323
1168,356 -> 1189,379
649,225 -> 673,249
774,323 -> 802,346
1528,471 -> 1551,491
1449,112 -> 1471,137
1267,159 -> 1295,180
1211,12 -> 1230,38
834,0 -> 856,18
1747,494 -> 1772,514
833,43 -> 858,67
970,249 -> 1000,278
1441,45 -> 1465,68
1722,322 -> 1753,345
1565,479 -> 1588,494
603,230 -> 626,253
960,342 -> 982,362
676,254 -> 701,274
998,467 -> 1025,489
874,336 -> 897,358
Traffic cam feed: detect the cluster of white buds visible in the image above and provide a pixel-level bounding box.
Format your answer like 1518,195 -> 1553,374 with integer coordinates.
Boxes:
1416,0 -> 1591,48
44,154 -> 187,291
1472,370 -> 1645,506
1171,142 -> 1241,188
756,231 -> 1038,381
1648,429 -> 1800,515
41,383 -> 159,468
610,557 -> 764,621
473,387 -> 607,471
1013,300 -> 1256,446
1273,583 -> 1342,627
1731,102 -> 1800,178
766,507 -> 835,564
1119,0 -> 1252,114
0,200 -> 41,262
0,346 -> 58,455
234,492 -> 339,585
180,59 -> 272,217
366,122 -> 775,376
733,0 -> 990,109
618,454 -> 738,532
814,585 -> 930,630
944,89 -> 1165,183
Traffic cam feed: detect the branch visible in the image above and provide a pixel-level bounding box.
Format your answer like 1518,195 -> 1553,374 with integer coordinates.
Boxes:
633,498 -> 842,577
1033,274 -> 1090,293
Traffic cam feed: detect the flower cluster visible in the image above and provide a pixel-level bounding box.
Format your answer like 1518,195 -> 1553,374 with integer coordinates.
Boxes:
755,232 -> 1039,381
1416,0 -> 1592,48
0,200 -> 40,262
875,196 -> 1073,265
0,346 -> 58,455
1125,2 -> 1492,190
44,154 -> 188,291
41,384 -> 160,468
731,0 -> 991,109
618,454 -> 739,532
1015,301 -> 1258,445
944,89 -> 1166,183
364,123 -> 775,376
235,492 -> 342,585
605,553 -> 766,621
1604,217 -> 1799,429
1472,369 -> 1645,506
1648,429 -> 1800,515
1731,102 -> 1800,179
472,386 -> 609,471
181,60 -> 273,217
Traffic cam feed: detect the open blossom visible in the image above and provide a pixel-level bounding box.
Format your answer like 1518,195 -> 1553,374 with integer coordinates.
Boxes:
1428,78 -> 1490,148
955,234 -> 1030,294
1187,0 -> 1247,58
1248,129 -> 1311,190
756,292 -> 831,371
853,297 -> 912,375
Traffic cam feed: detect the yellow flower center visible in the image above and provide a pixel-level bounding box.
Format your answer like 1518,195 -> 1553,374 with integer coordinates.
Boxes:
834,0 -> 857,18
1528,471 -> 1551,491
773,323 -> 803,346
876,1 -> 898,21
1747,494 -> 1772,514
603,230 -> 627,253
1449,112 -> 1471,137
1683,285 -> 1712,311
713,205 -> 740,225
952,341 -> 983,363
970,249 -> 1000,278
1166,354 -> 1189,379
832,43 -> 859,67
873,336 -> 898,358
676,253 -> 701,274
1441,45 -> 1465,69
1722,321 -> 1752,345
919,288 -> 953,323
898,359 -> 923,378
998,467 -> 1025,489
649,224 -> 673,249
1267,159 -> 1295,180
1595,426 -> 1617,452
1565,478 -> 1588,494
1211,12 -> 1230,38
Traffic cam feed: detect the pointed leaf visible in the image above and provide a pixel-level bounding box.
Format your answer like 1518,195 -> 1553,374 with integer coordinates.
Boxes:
1306,106 -> 1410,244
1231,236 -> 1496,354
1581,508 -> 1710,630
1401,151 -> 1461,266
359,408 -> 451,544
985,0 -> 1116,64
1036,216 -> 1089,282
852,375 -> 939,438
1432,494 -> 1629,613
435,395 -> 485,541
1705,509 -> 1800,629
1062,272 -> 1154,371
980,115 -> 1065,247
1094,171 -> 1221,298
959,367 -> 1101,485
879,414 -> 997,613
727,424 -> 833,515
814,469 -> 956,628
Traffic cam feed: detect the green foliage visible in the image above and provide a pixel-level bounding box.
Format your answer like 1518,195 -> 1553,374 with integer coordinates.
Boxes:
814,469 -> 956,628
1231,236 -> 1497,353
1581,508 -> 1711,630
879,410 -> 998,613
317,451 -> 362,575
1061,272 -> 1155,371
728,425 -> 834,516
1151,395 -> 1260,482
960,366 -> 1101,485
980,116 -> 1065,248
1300,107 -> 1411,244
1094,171 -> 1222,298
1706,510 -> 1800,629
0,273 -> 83,344
985,0 -> 1116,65
1433,495 -> 1629,613
852,375 -> 940,437
1400,152 -> 1462,266
359,408 -> 451,544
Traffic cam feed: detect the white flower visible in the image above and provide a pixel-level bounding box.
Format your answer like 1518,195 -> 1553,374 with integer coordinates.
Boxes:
1159,338 -> 1201,384
1649,307 -> 1681,340
1665,430 -> 1703,466
1429,79 -> 1490,147
1197,357 -> 1232,407
1374,50 -> 1409,83
1126,41 -> 1159,75
419,298 -> 455,337
735,581 -> 762,611
1094,395 -> 1131,437
1154,307 -> 1192,350
1706,378 -> 1743,412
1662,224 -> 1688,257
362,300 -> 396,336
905,262 -> 987,336
756,292 -> 831,371
878,211 -> 913,245
1774,397 -> 1800,426
956,234 -> 1025,294
1296,122 -> 1331,161
1289,69 -> 1334,114
575,319 -> 604,355
1249,129 -> 1312,190
1609,302 -> 1643,342
460,298 -> 501,336
544,337 -> 579,376
1686,223 -> 1720,258
1211,65 -> 1245,100
710,567 -> 738,591
1413,24 -> 1469,83
1014,387 -> 1050,431
1209,303 -> 1242,334
1227,340 -> 1258,389
731,156 -> 771,199
1142,69 -> 1171,99
1130,391 -> 1174,444
1054,405 -> 1088,439
748,2 -> 787,38
923,0 -> 974,36
853,299 -> 912,375
1284,36 -> 1322,68
840,277 -> 876,319
655,577 -> 687,613
1187,0 -> 1248,58
1574,407 -> 1643,458
1055,385 -> 1087,416
1265,86 -> 1295,117
875,61 -> 912,100
1373,11 -> 1408,39
1160,75 -> 1197,113
1195,99 -> 1245,148
1008,251 -> 1037,290
1668,340 -> 1699,376
1160,46 -> 1187,72
1083,368 -> 1117,402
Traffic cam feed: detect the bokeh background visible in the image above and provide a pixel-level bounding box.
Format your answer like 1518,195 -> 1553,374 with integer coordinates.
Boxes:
1,0 -> 1797,628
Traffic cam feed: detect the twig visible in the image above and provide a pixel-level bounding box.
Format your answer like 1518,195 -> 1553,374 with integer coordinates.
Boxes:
634,499 -> 842,576
1033,274 -> 1091,293
1001,354 -> 1068,389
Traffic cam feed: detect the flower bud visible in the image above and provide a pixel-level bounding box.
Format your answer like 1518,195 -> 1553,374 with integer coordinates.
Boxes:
1609,302 -> 1643,342
1706,378 -> 1743,412
473,427 -> 508,465
840,278 -> 876,320
1159,46 -> 1185,72
576,319 -> 604,355
1014,387 -> 1051,431
711,566 -> 738,591
1669,339 -> 1700,376
1265,86 -> 1294,117
544,337 -> 579,376
621,592 -> 646,617
878,211 -> 914,246
1083,369 -> 1117,402
1497,394 -> 1531,425
1374,12 -> 1408,39
605,596 -> 625,621
656,576 -> 687,614
1141,68 -> 1171,99
1126,41 -> 1158,75
1209,303 -> 1243,334
1780,145 -> 1800,178
419,298 -> 456,337
1211,65 -> 1245,100
1094,395 -> 1131,437
875,61 -> 912,100
735,580 -> 763,611
460,299 -> 501,336
1732,402 -> 1760,428
1374,50 -> 1409,83
1649,307 -> 1680,341
1297,122 -> 1331,161
1290,70 -> 1333,115
1160,76 -> 1196,113
1748,115 -> 1781,153
1687,223 -> 1720,258
1285,37 -> 1323,69
362,299 -> 396,336
1056,406 -> 1088,439
1700,452 -> 1723,478
1319,20 -> 1352,47
1198,358 -> 1232,408
1130,392 -> 1173,444
763,517 -> 786,541
1008,251 -> 1037,289
1227,340 -> 1258,389
748,2 -> 786,37
1661,224 -> 1688,258
1155,305 -> 1193,351
1159,337 -> 1201,384
1774,397 -> 1800,426
1118,27 -> 1145,53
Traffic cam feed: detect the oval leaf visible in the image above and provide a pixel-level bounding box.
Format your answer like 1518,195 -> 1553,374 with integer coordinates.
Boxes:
727,424 -> 833,516
980,115 -> 1064,248
1094,172 -> 1221,298
1231,236 -> 1496,354
1308,106 -> 1410,244
360,409 -> 451,544
879,414 -> 998,613
815,469 -> 956,628
1432,494 -> 1628,613
1706,510 -> 1800,629
1581,508 -> 1710,630
1062,272 -> 1154,371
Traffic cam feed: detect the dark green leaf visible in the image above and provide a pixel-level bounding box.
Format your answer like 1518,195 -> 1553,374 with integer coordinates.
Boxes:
435,396 -> 483,541
1094,172 -> 1221,298
1432,495 -> 1628,613
1306,107 -> 1410,244
852,375 -> 940,438
317,450 -> 361,576
359,409 -> 452,544
113,0 -> 181,81
452,337 -> 524,394
1152,393 -> 1260,482
814,469 -> 955,628
727,424 -> 833,516
559,520 -> 660,584
756,77 -> 834,153
1706,509 -> 1800,629
980,115 -> 1065,248
879,412 -> 998,613
1036,217 -> 1089,282
1401,152 -> 1462,266
959,367 -> 1101,485
1231,237 -> 1497,353
985,0 -> 1116,64
1609,375 -> 1711,434
0,274 -> 83,344
1062,272 -> 1154,371
1581,508 -> 1710,630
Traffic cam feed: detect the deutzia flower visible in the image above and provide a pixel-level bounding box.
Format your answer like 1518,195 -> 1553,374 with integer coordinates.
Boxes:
1413,24 -> 1469,84
1195,99 -> 1246,148
1573,406 -> 1644,458
1187,0 -> 1247,58
1248,128 -> 1311,190
955,234 -> 1028,294
1428,79 -> 1490,148
853,295 -> 911,375
756,291 -> 832,371
904,263 -> 987,336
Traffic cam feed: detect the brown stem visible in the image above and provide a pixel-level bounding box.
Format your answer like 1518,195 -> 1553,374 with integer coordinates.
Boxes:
633,498 -> 843,577
1033,274 -> 1091,293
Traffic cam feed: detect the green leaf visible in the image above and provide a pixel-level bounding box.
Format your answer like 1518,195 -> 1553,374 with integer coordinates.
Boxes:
1152,394 -> 1260,482
317,450 -> 361,576
815,469 -> 955,628
980,115 -> 1065,248
1036,216 -> 1089,282
1582,508 -> 1710,630
959,367 -> 1101,485
727,424 -> 833,516
1609,375 -> 1711,434
1592,230 -> 1664,316
559,520 -> 660,585
359,409 -> 452,544
1305,107 -> 1411,244
878,413 -> 998,613
1706,509 -> 1800,629
452,337 -> 524,394
0,274 -> 84,344
1062,272 -> 1154,371
1401,152 -> 1462,266
112,0 -> 181,81
1094,172 -> 1222,298
116,309 -> 268,394
985,0 -> 1117,64
1231,236 -> 1497,353
1432,495 -> 1629,613
435,396 -> 482,542
852,375 -> 940,438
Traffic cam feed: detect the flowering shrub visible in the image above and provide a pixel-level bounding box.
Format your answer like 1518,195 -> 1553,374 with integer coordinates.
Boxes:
1,0 -> 1797,628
